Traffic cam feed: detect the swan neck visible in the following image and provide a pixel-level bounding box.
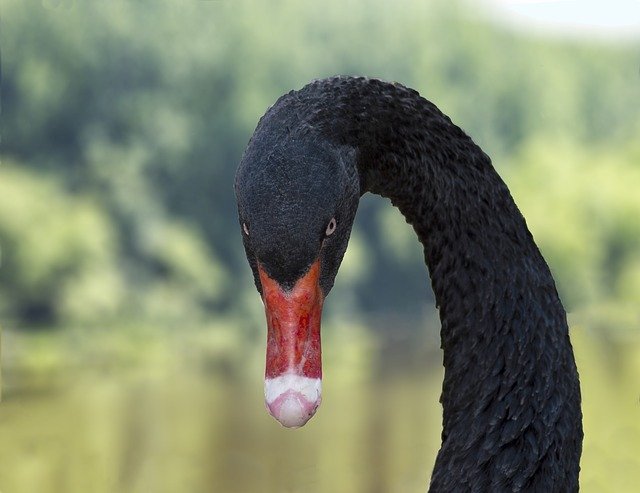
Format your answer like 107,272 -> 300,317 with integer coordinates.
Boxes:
286,77 -> 582,490
304,77 -> 582,490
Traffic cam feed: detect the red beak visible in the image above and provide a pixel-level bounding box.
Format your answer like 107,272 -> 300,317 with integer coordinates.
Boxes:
258,259 -> 323,428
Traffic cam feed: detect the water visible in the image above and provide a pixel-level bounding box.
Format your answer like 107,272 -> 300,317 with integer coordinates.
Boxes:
0,328 -> 638,492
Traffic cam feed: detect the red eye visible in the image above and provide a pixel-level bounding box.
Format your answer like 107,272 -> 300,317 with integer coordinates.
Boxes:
325,218 -> 337,236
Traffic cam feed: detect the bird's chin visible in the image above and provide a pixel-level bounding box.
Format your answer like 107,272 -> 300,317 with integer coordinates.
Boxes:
264,374 -> 322,428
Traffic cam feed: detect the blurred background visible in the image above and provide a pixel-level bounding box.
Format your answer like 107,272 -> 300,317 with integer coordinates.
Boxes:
1,0 -> 639,491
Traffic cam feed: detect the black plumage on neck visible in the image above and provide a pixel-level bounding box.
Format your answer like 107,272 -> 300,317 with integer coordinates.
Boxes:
244,76 -> 583,491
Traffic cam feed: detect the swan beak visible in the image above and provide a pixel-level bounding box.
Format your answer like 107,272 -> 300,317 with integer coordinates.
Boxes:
258,260 -> 323,428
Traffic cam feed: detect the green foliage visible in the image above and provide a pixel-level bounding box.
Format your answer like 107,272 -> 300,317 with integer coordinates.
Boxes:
0,163 -> 227,327
506,139 -> 640,314
1,0 -> 639,332
0,164 -> 124,325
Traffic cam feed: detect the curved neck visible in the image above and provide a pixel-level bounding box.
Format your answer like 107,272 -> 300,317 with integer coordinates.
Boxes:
302,77 -> 582,491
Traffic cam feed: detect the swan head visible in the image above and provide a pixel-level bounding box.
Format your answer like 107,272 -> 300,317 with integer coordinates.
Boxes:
235,129 -> 359,428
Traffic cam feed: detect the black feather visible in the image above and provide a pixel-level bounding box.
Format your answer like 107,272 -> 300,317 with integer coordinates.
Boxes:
235,76 -> 583,492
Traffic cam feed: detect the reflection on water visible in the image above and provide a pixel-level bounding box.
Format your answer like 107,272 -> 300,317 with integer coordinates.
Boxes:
0,368 -> 441,492
0,328 -> 638,492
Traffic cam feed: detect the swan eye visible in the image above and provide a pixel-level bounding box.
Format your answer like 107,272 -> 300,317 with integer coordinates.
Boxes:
325,218 -> 337,236
243,223 -> 249,236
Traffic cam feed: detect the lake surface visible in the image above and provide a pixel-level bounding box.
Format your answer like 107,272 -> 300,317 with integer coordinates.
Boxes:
0,327 -> 638,492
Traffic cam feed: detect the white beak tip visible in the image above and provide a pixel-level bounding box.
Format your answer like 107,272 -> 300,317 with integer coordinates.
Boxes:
264,375 -> 322,428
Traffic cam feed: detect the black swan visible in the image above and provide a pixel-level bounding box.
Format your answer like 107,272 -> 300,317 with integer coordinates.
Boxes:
234,76 -> 582,491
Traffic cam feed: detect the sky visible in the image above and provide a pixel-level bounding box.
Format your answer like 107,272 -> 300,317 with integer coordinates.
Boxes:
482,0 -> 640,40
